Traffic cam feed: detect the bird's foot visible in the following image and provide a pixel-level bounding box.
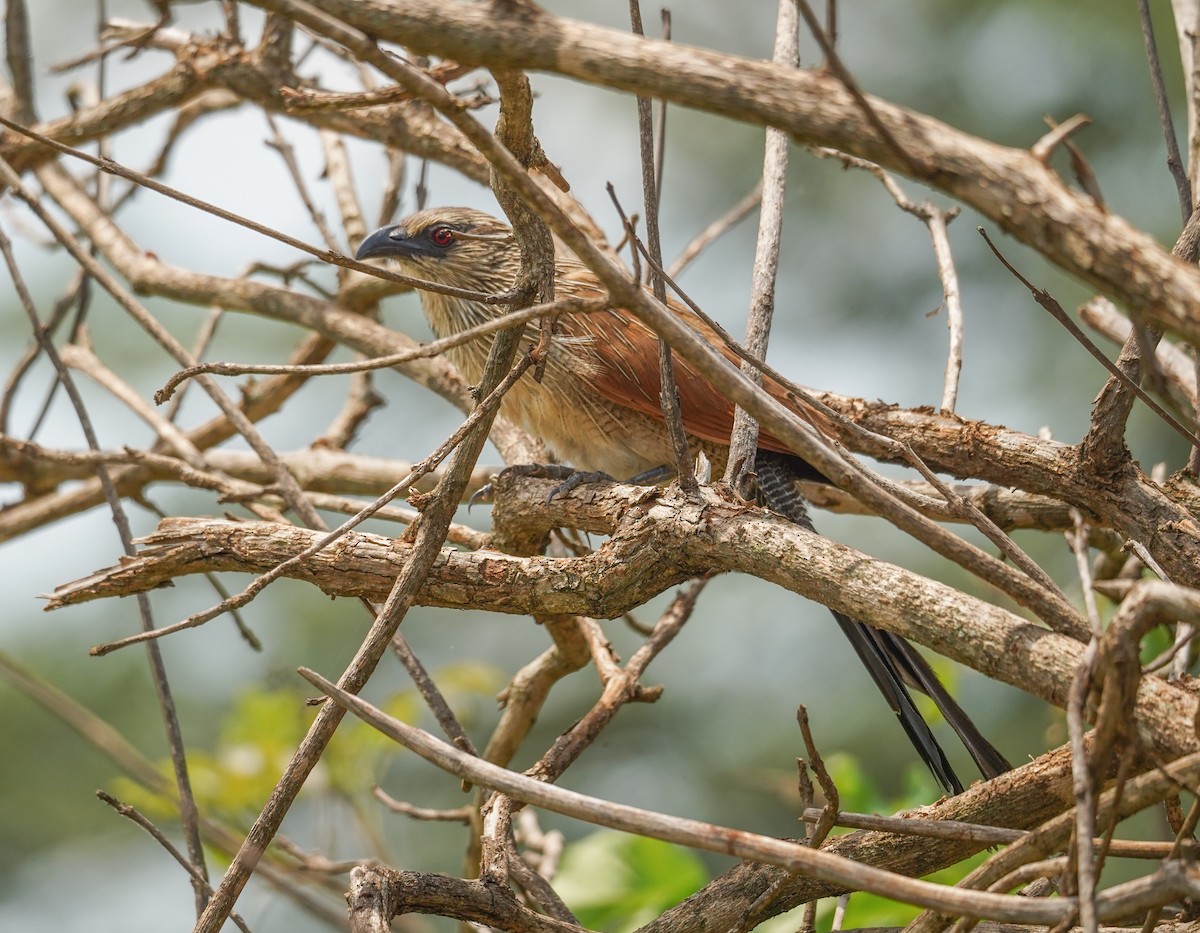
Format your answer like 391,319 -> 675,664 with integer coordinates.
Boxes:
471,463 -> 671,509
468,464 -> 597,509
543,468 -> 616,503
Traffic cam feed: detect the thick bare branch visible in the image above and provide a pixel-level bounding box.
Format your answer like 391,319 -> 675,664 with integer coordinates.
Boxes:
48,481 -> 1200,762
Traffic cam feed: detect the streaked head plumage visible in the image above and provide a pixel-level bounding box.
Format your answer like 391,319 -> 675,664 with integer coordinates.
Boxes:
355,207 -> 514,277
355,207 -> 524,331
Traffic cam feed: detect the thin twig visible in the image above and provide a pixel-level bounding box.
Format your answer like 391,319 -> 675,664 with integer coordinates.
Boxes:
390,633 -> 478,755
979,227 -> 1200,448
654,9 -> 670,209
0,220 -> 211,914
808,147 -> 964,412
96,792 -> 252,933
824,0 -> 837,61
371,787 -> 473,823
507,812 -> 578,924
1138,0 -> 1193,221
724,0 -> 797,488
799,807 -> 1194,858
629,0 -> 695,491
1069,504 -> 1114,933
1065,513 -> 1102,933
1030,114 -> 1093,164
264,112 -> 341,254
928,208 -> 964,413
667,179 -> 762,278
1069,511 -> 1103,638
796,754 -> 819,933
321,128 -> 367,251
156,296 -> 604,402
797,705 -> 838,850
795,0 -> 926,177
1066,640 -> 1101,933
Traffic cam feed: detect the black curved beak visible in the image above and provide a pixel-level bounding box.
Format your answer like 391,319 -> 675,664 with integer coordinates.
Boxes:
355,224 -> 434,261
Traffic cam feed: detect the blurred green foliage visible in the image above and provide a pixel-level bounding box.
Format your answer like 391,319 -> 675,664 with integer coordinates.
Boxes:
108,660 -> 503,831
554,834 -> 709,933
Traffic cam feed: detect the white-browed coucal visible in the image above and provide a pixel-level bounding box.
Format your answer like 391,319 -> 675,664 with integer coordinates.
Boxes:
356,206 -> 1010,794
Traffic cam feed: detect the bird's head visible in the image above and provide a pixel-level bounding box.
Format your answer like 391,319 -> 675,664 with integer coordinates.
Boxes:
355,207 -> 518,292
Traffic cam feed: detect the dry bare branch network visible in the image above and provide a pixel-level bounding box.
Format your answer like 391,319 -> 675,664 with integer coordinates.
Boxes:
6,4 -> 1200,933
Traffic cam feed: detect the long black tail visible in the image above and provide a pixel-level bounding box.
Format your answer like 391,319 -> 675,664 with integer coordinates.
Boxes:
754,451 -> 1010,795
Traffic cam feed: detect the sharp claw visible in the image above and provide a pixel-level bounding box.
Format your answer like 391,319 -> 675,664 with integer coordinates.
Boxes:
467,482 -> 496,511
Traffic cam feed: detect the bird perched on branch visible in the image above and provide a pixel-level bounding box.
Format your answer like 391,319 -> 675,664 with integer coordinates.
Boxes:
356,206 -> 1010,794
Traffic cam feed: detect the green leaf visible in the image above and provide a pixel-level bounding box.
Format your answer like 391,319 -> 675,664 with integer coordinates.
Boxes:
553,831 -> 708,932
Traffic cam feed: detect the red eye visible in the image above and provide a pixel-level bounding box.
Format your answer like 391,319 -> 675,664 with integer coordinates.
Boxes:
429,225 -> 454,247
